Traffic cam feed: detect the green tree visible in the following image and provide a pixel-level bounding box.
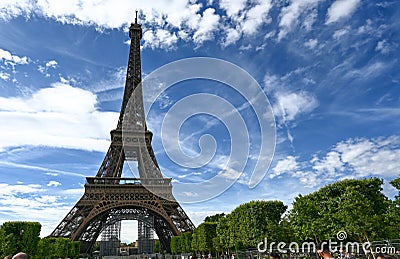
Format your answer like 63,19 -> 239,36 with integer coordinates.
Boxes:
216,215 -> 231,251
229,200 -> 287,248
204,213 -> 226,223
289,178 -> 391,242
0,227 -> 6,257
390,176 -> 400,205
191,232 -> 199,253
385,177 -> 400,239
0,221 -> 41,257
37,237 -> 80,259
154,240 -> 160,253
195,222 -> 217,253
171,236 -> 181,254
181,232 -> 193,253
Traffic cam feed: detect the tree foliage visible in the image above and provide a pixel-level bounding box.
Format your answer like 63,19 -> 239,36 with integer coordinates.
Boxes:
192,222 -> 217,253
170,236 -> 181,255
36,237 -> 80,259
390,176 -> 400,201
0,221 -> 41,257
181,232 -> 193,253
154,239 -> 160,253
170,232 -> 194,254
204,213 -> 226,223
289,177 -> 395,242
386,177 -> 400,238
228,200 -> 287,248
0,221 -> 79,259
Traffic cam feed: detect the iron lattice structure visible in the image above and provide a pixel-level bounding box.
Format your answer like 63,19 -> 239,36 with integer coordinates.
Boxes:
50,13 -> 195,254
138,216 -> 154,254
100,221 -> 121,256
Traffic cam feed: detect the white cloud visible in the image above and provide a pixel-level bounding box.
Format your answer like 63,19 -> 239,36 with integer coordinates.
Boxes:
241,0 -> 272,36
239,44 -> 252,51
47,180 -> 61,187
0,1 -> 277,49
143,29 -> 178,50
274,91 -> 318,121
309,136 -> 400,183
0,72 -> 10,80
0,183 -> 42,196
270,136 -> 400,189
375,40 -> 391,54
0,82 -> 118,152
218,167 -> 242,180
0,0 -> 34,20
270,155 -> 298,178
312,151 -> 344,177
38,60 -> 58,76
304,38 -> 318,49
269,156 -> 320,187
333,136 -> 400,178
263,74 -> 281,93
291,170 -> 320,187
0,48 -> 28,65
326,0 -> 361,24
303,9 -> 317,31
344,61 -> 388,80
36,195 -> 57,203
222,28 -> 241,47
0,183 -> 75,237
219,0 -> 273,45
192,8 -> 220,45
263,72 -> 318,145
278,0 -> 323,41
333,28 -> 349,39
219,0 -> 247,17
46,60 -> 58,68
0,161 -> 86,178
0,1 -> 208,50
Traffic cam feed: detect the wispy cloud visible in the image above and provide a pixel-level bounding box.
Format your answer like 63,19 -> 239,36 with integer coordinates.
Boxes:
0,47 -> 28,65
0,81 -> 118,152
270,136 -> 400,188
47,180 -> 61,187
0,161 -> 86,178
263,72 -> 318,146
278,0 -> 323,41
0,182 -> 83,236
38,60 -> 58,77
326,0 -> 361,24
0,0 -> 274,49
274,91 -> 318,122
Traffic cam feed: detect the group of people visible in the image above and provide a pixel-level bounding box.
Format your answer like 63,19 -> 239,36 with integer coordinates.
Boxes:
316,242 -> 397,259
4,252 -> 28,259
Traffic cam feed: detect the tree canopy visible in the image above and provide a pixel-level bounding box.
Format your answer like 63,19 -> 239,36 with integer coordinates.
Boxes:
288,177 -> 397,242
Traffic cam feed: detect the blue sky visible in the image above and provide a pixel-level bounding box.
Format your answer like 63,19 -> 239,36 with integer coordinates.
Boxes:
0,0 -> 399,242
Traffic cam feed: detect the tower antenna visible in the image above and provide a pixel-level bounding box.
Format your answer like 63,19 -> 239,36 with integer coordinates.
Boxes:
135,9 -> 138,24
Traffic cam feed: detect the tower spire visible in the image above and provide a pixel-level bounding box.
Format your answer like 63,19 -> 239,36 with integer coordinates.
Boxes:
118,13 -> 143,129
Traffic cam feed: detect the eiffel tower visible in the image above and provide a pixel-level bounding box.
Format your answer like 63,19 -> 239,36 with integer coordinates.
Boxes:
50,12 -> 195,254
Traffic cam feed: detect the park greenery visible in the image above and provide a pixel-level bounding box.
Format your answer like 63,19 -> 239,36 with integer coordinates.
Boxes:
0,221 -> 80,259
0,177 -> 398,258
170,177 -> 400,255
